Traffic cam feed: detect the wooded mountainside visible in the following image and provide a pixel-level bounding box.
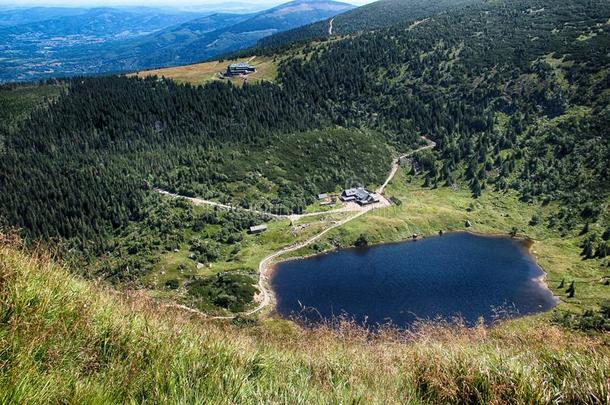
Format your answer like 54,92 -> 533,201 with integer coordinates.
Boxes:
0,0 -> 609,280
255,0 -> 475,50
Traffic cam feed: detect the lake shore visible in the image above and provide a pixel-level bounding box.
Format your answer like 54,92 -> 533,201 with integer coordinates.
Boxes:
253,169 -> 602,320
268,231 -> 558,328
259,227 -> 561,321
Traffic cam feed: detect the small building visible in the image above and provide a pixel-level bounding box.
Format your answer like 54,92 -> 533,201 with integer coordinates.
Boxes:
320,198 -> 335,206
340,187 -> 380,206
249,224 -> 268,234
225,62 -> 256,76
317,192 -> 335,206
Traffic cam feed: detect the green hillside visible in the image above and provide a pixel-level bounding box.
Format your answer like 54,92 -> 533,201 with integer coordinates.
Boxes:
0,83 -> 62,130
255,0 -> 474,50
275,0 -> 610,220
1,0 -> 610,399
0,0 -> 609,346
3,0 -> 608,293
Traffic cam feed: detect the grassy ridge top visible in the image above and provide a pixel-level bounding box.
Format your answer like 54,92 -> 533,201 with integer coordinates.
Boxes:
1,236 -> 609,403
131,56 -> 278,86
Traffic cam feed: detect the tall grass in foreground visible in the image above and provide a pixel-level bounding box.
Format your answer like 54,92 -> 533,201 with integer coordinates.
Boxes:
1,237 -> 609,404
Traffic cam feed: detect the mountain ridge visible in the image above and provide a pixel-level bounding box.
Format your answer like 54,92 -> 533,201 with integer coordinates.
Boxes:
0,0 -> 354,82
254,0 -> 475,51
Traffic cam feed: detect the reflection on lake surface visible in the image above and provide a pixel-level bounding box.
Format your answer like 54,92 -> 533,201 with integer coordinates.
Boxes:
270,232 -> 557,329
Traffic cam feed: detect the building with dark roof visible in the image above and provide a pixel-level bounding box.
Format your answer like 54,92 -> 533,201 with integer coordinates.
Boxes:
225,62 -> 256,76
340,187 -> 380,205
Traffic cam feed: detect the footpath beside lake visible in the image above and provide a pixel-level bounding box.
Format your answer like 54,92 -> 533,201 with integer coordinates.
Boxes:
270,232 -> 557,329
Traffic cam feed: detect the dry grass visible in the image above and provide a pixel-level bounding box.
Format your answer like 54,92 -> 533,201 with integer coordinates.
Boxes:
1,236 -> 609,403
130,56 -> 278,86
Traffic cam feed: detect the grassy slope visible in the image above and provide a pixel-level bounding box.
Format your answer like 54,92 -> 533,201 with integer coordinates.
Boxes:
131,56 -> 277,86
1,238 -> 608,403
289,167 -> 610,313
147,208 -> 350,294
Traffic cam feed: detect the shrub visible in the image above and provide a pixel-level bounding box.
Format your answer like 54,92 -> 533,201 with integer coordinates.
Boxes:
390,196 -> 402,206
552,301 -> 610,332
185,272 -> 257,313
354,234 -> 369,247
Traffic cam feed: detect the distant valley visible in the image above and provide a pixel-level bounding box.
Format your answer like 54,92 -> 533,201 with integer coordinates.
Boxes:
0,0 -> 353,82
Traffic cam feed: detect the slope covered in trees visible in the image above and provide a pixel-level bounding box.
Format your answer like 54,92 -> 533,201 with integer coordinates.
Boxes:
0,77 -> 402,244
1,0 -> 609,293
254,0 -> 474,51
274,0 -> 610,227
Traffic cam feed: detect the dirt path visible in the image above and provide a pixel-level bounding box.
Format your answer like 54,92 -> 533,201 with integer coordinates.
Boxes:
376,137 -> 436,194
158,138 -> 434,220
238,209 -> 369,318
164,136 -> 435,319
156,191 -> 373,220
156,190 -> 286,218
328,17 -> 334,35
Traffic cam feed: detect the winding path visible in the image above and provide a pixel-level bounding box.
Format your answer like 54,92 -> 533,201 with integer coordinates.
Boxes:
328,17 -> 334,36
156,190 -> 285,219
376,137 -> 436,195
157,138 -> 435,221
156,189 -> 366,220
165,136 -> 435,319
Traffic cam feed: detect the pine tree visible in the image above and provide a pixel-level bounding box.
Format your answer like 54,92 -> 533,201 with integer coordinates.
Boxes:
566,281 -> 575,298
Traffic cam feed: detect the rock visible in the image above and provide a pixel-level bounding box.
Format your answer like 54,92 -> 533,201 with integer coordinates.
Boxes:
196,262 -> 204,269
465,220 -> 472,228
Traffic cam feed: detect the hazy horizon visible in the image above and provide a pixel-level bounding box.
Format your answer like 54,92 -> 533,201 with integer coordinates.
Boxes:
0,0 -> 375,10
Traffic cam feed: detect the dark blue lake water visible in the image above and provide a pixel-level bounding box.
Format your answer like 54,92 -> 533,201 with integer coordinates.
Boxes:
270,232 -> 557,329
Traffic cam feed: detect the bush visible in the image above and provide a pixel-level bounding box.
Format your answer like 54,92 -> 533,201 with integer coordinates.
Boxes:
190,238 -> 221,262
354,234 -> 369,248
389,196 -> 402,206
552,301 -> 610,332
185,272 -> 257,313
